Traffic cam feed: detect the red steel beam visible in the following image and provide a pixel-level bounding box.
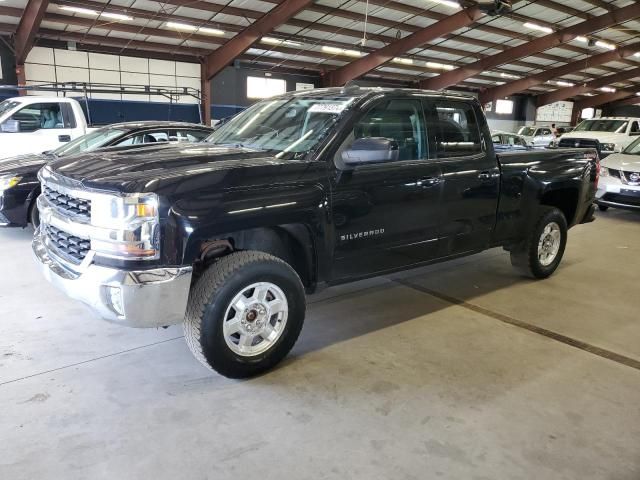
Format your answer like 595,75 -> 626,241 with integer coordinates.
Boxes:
608,96 -> 640,108
576,90 -> 638,111
536,67 -> 640,107
419,2 -> 640,91
479,41 -> 640,104
14,0 -> 49,64
205,0 -> 312,80
324,6 -> 483,87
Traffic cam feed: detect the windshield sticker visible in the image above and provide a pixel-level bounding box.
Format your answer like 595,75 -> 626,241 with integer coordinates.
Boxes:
308,103 -> 348,114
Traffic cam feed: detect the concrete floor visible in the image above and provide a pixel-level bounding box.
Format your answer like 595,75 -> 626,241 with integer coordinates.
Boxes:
1,209 -> 639,480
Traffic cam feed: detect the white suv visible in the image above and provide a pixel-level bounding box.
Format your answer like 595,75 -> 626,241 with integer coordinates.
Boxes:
597,136 -> 640,211
517,125 -> 554,148
560,117 -> 640,156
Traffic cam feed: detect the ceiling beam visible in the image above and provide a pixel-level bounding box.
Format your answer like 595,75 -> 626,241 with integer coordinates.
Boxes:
479,41 -> 640,104
536,67 -> 640,107
324,6 -> 483,87
15,0 -> 49,64
205,0 -> 312,80
419,2 -> 640,91
576,90 -> 638,110
608,96 -> 640,108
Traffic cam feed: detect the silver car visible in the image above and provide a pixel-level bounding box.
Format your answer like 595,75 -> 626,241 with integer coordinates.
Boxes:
597,136 -> 640,211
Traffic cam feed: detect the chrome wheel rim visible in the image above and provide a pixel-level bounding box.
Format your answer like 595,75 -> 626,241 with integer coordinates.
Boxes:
223,282 -> 288,357
537,222 -> 561,267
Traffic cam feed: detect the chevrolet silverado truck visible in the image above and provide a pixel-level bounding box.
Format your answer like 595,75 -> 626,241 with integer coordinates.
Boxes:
32,87 -> 598,378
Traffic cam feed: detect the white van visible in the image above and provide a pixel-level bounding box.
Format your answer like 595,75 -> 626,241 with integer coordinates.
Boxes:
560,117 -> 640,156
0,96 -> 94,159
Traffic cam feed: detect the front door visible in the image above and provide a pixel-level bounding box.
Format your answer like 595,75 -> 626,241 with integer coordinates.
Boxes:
423,98 -> 499,255
330,97 -> 444,281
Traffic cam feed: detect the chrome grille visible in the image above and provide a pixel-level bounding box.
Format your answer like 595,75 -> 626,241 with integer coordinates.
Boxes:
42,183 -> 91,220
44,224 -> 91,264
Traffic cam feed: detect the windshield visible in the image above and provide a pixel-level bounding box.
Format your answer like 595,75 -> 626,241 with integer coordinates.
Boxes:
574,119 -> 628,133
518,126 -> 535,136
53,127 -> 129,157
0,100 -> 20,118
623,136 -> 640,155
205,95 -> 356,158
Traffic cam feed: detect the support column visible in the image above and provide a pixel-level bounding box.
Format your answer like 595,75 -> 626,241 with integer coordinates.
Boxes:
16,64 -> 26,96
201,61 -> 211,126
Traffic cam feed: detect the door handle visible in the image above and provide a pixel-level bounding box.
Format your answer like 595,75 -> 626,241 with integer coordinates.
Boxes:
58,135 -> 71,142
417,176 -> 442,187
478,172 -> 492,180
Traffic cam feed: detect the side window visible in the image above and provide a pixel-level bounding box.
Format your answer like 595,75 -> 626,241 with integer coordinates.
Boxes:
427,100 -> 482,158
115,130 -> 169,145
630,121 -> 639,133
172,129 -> 210,142
347,98 -> 427,161
10,102 -> 65,132
491,134 -> 501,143
540,128 -> 551,136
517,136 -> 527,146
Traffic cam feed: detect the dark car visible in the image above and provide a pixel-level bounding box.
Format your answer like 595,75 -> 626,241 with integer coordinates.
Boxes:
33,87 -> 598,378
0,121 -> 212,228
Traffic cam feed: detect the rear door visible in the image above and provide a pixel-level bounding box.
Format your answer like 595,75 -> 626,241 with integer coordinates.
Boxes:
423,98 -> 499,255
330,96 -> 444,280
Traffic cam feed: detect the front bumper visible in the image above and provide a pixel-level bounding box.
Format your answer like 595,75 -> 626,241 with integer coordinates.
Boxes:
596,177 -> 640,211
32,230 -> 193,328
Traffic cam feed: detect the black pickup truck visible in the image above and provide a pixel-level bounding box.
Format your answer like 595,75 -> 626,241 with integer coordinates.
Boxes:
32,87 -> 598,378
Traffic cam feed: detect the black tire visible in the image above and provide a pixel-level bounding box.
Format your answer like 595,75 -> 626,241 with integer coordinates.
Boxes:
510,207 -> 568,279
29,200 -> 40,229
597,204 -> 609,212
184,251 -> 305,378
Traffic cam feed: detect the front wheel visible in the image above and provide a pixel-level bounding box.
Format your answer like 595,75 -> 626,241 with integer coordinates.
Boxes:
598,204 -> 609,212
184,251 -> 305,378
510,207 -> 568,279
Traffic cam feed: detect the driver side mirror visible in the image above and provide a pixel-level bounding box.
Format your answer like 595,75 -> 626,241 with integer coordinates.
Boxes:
341,137 -> 399,166
0,119 -> 20,133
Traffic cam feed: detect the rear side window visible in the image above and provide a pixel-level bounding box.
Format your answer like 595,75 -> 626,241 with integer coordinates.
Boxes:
426,100 -> 482,158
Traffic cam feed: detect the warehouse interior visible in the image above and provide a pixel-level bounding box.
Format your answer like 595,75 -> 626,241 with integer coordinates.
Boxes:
1,1 -> 639,478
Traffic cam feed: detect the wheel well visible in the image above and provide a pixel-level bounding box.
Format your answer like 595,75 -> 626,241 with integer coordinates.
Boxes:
540,188 -> 578,225
197,226 -> 316,289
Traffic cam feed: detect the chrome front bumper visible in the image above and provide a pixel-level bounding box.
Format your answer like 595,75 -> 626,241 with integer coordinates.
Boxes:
32,231 -> 193,328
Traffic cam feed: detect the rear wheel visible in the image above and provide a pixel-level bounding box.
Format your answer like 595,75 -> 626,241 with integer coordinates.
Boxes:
184,251 -> 305,378
510,207 -> 567,279
597,204 -> 609,212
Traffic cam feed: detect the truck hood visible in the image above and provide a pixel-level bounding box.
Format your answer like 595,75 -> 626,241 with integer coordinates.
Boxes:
601,152 -> 640,172
49,143 -> 301,194
560,131 -> 627,145
0,153 -> 49,177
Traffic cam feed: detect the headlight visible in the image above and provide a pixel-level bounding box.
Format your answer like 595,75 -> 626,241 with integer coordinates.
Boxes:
600,165 -> 609,177
601,143 -> 616,152
0,176 -> 22,191
90,193 -> 160,260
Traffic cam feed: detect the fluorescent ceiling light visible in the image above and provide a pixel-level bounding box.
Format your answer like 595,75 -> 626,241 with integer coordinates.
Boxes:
166,22 -> 197,31
500,72 -> 520,79
426,61 -> 454,70
636,92 -> 640,96
393,58 -> 413,65
595,40 -> 616,50
261,37 -> 301,47
556,81 -> 574,87
600,87 -> 616,92
100,12 -> 133,21
428,0 -> 461,8
575,36 -> 589,43
523,22 -> 553,34
199,27 -> 225,36
634,52 -> 640,57
321,46 -> 361,57
59,5 -> 98,15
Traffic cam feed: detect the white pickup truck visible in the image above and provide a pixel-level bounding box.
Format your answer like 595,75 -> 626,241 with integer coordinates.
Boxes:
0,96 -> 94,159
559,117 -> 640,156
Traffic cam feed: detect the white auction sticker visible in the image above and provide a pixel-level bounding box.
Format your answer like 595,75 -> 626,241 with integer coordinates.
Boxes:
308,103 -> 348,114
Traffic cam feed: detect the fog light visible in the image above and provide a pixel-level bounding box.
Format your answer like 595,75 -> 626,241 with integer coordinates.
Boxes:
106,286 -> 124,316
